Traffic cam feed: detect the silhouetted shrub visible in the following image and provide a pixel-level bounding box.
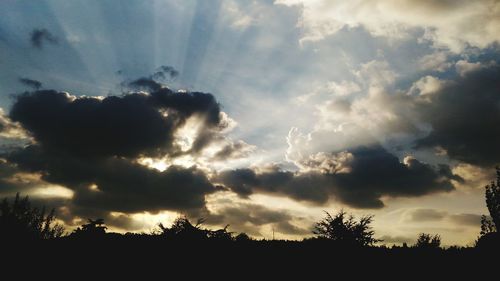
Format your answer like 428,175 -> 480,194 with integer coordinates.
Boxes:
414,233 -> 441,249
0,193 -> 65,240
313,210 -> 380,246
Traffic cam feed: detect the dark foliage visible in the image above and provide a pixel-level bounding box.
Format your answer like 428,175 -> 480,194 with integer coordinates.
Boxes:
158,217 -> 208,240
208,225 -> 234,242
234,232 -> 252,242
414,233 -> 441,249
477,167 -> 500,248
158,216 -> 234,242
0,193 -> 64,240
483,166 -> 500,232
480,215 -> 496,236
70,218 -> 107,239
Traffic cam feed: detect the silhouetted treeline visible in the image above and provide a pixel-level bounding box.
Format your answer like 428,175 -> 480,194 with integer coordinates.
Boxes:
1,167 -> 499,271
1,194 -> 498,251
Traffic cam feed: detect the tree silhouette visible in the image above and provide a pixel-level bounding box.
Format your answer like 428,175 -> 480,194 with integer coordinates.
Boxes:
414,233 -> 441,249
71,218 -> 107,238
158,216 -> 208,240
480,215 -> 496,236
481,166 -> 500,233
207,224 -> 234,242
234,232 -> 252,242
313,210 -> 380,246
476,167 -> 500,248
157,216 -> 238,242
0,193 -> 65,240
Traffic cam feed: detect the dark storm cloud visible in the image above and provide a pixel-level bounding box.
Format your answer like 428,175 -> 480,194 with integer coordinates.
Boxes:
9,89 -> 221,158
3,87 -> 226,216
217,146 -> 460,208
71,163 -> 216,214
150,89 -> 221,125
5,140 -> 217,218
18,78 -> 42,90
10,90 -> 173,158
416,64 -> 500,167
30,28 -> 58,49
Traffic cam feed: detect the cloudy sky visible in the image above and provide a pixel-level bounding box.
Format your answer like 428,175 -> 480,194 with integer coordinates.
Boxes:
1,0 -> 499,246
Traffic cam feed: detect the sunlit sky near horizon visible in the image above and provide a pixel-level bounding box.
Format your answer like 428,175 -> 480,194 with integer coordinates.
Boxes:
1,0 -> 500,246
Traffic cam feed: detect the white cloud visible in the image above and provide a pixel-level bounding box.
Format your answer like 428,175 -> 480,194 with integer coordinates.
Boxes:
354,60 -> 397,89
455,60 -> 484,77
222,1 -> 263,30
418,51 -> 452,72
326,80 -> 361,97
288,60 -> 424,162
408,75 -> 446,97
287,90 -> 422,163
294,80 -> 360,104
275,0 -> 500,51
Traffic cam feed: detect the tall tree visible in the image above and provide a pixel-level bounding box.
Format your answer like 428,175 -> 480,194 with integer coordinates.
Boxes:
0,193 -> 65,240
485,167 -> 500,230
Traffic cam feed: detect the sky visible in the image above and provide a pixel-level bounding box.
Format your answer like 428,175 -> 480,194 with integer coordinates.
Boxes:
0,0 -> 499,246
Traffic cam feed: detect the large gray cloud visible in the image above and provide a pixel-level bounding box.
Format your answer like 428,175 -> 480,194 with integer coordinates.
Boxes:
416,64 -> 500,167
217,145 -> 460,208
